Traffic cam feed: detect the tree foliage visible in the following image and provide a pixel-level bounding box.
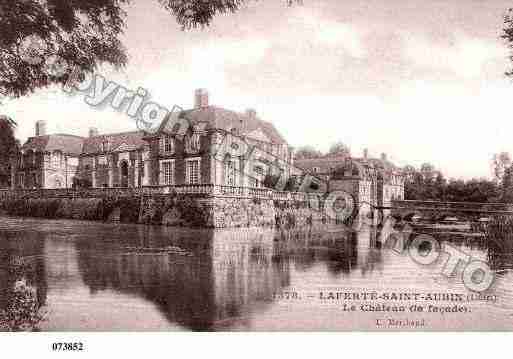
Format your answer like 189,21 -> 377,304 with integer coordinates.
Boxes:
293,141 -> 351,160
503,8 -> 513,77
403,164 -> 502,203
327,141 -> 351,157
0,0 -> 302,98
294,145 -> 323,160
0,0 -> 129,97
0,116 -> 20,188
0,279 -> 46,331
491,152 -> 511,183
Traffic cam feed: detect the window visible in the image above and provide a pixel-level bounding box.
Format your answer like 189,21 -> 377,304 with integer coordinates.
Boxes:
185,133 -> 201,154
160,160 -> 174,185
225,160 -> 237,186
186,158 -> 200,184
52,152 -> 61,168
160,135 -> 174,154
164,136 -> 174,153
19,173 -> 24,188
313,167 -> 320,173
101,140 -> 109,152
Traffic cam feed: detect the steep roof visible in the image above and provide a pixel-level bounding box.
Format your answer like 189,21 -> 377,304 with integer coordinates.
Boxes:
158,106 -> 287,144
295,155 -> 402,179
294,156 -> 348,174
22,130 -> 148,156
22,134 -> 85,156
82,131 -> 146,154
362,158 -> 397,171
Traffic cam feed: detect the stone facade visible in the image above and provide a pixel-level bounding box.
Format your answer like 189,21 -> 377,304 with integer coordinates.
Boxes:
144,90 -> 295,189
295,150 -> 405,218
11,123 -> 82,189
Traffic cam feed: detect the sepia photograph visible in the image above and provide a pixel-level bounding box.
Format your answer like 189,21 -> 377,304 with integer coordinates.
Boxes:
1,0 -> 513,349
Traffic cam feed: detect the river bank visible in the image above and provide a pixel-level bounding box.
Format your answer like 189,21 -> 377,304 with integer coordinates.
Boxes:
0,195 -> 332,229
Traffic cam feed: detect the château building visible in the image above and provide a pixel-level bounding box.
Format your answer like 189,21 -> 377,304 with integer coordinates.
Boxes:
10,87 -> 404,222
294,150 -> 405,216
11,89 -> 295,191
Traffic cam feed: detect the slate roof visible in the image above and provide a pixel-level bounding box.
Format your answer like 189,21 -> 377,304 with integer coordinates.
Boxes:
294,156 -> 348,174
20,105 -> 287,156
22,134 -> 85,156
21,130 -> 148,156
363,158 -> 397,171
82,131 -> 146,154
158,106 -> 287,144
295,155 -> 401,178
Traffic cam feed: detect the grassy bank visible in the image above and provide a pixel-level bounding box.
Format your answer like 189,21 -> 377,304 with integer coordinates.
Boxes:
0,197 -> 140,222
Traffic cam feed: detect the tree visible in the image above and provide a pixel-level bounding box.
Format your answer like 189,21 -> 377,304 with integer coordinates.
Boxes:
433,172 -> 447,201
294,145 -> 322,160
501,166 -> 513,202
0,116 -> 20,188
491,152 -> 512,184
420,163 -> 436,183
403,165 -> 417,183
0,0 -> 301,98
327,141 -> 351,158
503,8 -> 513,77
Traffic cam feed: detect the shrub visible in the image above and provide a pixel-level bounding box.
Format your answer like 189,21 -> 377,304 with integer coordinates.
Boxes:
0,280 -> 46,332
118,197 -> 141,223
97,197 -> 117,221
485,215 -> 513,242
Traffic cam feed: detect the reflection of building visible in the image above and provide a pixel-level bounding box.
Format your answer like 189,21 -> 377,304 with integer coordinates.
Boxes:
76,227 -> 290,330
11,89 -> 294,190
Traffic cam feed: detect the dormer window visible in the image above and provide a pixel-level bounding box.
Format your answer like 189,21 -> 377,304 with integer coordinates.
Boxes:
185,132 -> 200,154
159,135 -> 175,155
101,139 -> 109,152
164,136 -> 174,154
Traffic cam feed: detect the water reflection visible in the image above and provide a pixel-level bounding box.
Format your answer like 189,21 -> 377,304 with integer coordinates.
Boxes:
76,228 -> 290,330
71,224 -> 387,330
0,217 -> 513,331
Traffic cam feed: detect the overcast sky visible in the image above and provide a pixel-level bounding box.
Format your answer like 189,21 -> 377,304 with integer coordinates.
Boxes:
3,0 -> 513,179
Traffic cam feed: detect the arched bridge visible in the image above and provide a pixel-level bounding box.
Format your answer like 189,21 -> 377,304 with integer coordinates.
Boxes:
384,200 -> 513,222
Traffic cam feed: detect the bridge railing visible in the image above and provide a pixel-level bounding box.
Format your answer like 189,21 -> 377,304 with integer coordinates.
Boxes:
392,199 -> 513,212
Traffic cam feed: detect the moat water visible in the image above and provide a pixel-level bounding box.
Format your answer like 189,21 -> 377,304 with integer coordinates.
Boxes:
1,216 -> 513,331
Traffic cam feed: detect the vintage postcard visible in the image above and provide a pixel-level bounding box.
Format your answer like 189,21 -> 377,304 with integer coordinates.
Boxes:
1,0 -> 513,341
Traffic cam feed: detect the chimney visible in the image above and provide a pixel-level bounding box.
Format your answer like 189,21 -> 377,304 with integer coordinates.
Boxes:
381,152 -> 387,161
363,148 -> 368,160
245,108 -> 257,119
194,88 -> 209,109
89,127 -> 99,137
35,120 -> 46,136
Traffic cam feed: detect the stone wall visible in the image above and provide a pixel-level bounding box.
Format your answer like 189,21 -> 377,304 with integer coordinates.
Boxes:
0,190 -> 338,229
